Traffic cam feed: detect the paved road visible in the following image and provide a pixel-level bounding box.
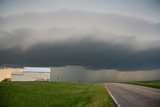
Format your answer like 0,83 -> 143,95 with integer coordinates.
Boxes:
104,83 -> 160,107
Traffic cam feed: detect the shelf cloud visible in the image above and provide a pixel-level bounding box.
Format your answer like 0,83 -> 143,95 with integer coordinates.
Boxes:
0,10 -> 160,70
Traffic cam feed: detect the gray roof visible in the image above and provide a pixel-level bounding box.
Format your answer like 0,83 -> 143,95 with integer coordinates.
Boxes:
23,67 -> 51,72
12,72 -> 24,75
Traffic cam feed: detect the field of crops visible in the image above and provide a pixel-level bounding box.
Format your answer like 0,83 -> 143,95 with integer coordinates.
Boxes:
126,81 -> 160,89
0,82 -> 113,107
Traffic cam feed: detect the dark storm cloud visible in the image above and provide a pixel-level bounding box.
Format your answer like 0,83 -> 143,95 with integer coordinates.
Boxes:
0,28 -> 36,49
0,35 -> 160,70
0,10 -> 160,70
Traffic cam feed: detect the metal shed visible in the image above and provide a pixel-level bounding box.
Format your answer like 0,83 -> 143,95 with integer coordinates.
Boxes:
11,67 -> 51,81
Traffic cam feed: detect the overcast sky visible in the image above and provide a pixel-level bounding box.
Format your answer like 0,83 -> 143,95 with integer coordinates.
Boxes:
0,0 -> 160,71
0,0 -> 160,22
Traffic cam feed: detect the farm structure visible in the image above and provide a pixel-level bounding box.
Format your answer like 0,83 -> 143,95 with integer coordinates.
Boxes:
11,67 -> 51,81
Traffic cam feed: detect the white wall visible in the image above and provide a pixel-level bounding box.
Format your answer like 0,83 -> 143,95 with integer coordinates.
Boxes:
11,73 -> 32,81
11,72 -> 50,81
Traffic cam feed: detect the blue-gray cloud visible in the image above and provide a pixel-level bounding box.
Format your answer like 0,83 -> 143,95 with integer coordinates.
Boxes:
0,10 -> 160,50
0,10 -> 160,70
0,31 -> 160,70
0,0 -> 160,22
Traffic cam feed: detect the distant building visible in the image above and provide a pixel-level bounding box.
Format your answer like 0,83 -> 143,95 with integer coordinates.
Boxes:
11,67 -> 51,81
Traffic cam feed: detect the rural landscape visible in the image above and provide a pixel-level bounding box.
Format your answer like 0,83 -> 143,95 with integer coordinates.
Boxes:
0,0 -> 160,107
0,68 -> 160,107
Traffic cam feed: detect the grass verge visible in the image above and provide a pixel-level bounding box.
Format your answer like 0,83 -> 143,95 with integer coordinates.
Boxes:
126,80 -> 160,89
0,82 -> 113,107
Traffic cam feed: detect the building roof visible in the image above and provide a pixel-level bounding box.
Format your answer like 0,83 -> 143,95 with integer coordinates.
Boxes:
12,72 -> 24,75
23,67 -> 51,73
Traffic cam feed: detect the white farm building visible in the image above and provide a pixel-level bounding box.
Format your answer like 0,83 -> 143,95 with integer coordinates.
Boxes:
11,67 -> 51,81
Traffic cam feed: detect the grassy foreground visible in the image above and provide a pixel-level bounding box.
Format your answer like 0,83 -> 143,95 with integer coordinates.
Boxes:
126,80 -> 160,89
0,82 -> 113,107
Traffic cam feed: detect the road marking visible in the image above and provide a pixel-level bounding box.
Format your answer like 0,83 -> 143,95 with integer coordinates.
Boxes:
104,84 -> 121,107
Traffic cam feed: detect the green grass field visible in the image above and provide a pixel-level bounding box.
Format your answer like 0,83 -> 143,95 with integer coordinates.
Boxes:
0,82 -> 113,107
126,80 -> 160,89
